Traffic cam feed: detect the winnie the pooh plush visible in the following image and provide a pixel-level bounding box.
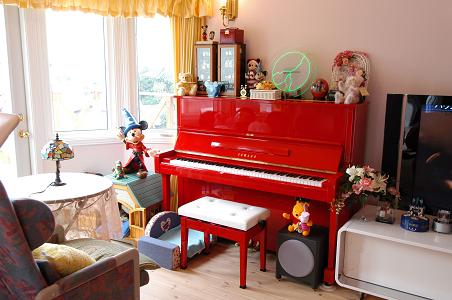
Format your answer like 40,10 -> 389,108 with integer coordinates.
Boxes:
177,73 -> 198,96
334,70 -> 365,104
282,200 -> 311,232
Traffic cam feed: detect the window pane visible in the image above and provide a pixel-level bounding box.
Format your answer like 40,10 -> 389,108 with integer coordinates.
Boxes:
46,10 -> 108,132
136,16 -> 175,130
0,6 -> 17,180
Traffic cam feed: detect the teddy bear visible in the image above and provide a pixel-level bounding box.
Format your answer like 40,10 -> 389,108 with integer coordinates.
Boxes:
117,108 -> 157,178
282,200 -> 310,232
176,73 -> 198,96
245,58 -> 266,89
334,70 -> 365,104
297,211 -> 313,236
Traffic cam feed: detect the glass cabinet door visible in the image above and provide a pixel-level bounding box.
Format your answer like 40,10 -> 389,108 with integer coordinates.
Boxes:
194,44 -> 217,94
220,46 -> 235,94
218,44 -> 245,96
197,47 -> 211,91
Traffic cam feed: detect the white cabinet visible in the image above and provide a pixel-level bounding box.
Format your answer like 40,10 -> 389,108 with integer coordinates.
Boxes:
336,205 -> 452,300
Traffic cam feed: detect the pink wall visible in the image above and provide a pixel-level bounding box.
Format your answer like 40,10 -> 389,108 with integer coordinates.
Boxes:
207,0 -> 452,168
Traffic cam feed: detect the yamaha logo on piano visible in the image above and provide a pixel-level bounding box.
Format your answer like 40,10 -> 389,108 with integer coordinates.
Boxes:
238,153 -> 257,159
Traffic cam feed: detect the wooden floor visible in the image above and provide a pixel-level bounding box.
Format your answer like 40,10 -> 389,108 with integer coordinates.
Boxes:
141,242 -> 381,300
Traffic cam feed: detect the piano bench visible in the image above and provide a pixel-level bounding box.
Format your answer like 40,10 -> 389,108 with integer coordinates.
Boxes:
178,196 -> 270,288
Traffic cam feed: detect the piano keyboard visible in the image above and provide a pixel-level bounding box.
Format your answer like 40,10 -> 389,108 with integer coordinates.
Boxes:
169,158 -> 327,187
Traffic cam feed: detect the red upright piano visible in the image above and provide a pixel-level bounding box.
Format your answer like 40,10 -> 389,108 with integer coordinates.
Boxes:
155,95 -> 367,284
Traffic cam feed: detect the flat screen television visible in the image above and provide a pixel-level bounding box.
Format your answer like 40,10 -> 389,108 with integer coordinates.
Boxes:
413,104 -> 452,213
382,95 -> 452,213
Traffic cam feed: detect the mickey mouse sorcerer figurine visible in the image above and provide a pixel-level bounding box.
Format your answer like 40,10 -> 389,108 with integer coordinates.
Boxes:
118,108 -> 155,178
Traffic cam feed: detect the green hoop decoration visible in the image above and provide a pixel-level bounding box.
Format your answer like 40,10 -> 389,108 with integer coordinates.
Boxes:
271,51 -> 314,96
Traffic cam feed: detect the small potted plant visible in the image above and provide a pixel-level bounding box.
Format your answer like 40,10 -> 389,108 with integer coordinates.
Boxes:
332,165 -> 399,223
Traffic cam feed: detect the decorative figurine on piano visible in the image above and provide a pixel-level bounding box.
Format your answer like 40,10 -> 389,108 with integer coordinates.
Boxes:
201,25 -> 208,41
112,160 -> 126,179
401,197 -> 430,232
282,199 -> 312,234
117,108 -> 155,179
245,58 -> 266,89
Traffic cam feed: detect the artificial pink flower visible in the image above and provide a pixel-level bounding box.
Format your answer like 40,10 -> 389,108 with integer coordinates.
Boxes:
363,165 -> 375,173
359,177 -> 373,192
352,184 -> 363,194
387,186 -> 400,197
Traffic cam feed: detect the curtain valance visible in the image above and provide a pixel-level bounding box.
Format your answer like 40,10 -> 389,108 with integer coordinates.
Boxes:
0,0 -> 212,18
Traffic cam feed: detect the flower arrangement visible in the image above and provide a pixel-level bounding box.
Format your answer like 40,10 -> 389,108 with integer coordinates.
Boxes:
331,165 -> 400,214
255,80 -> 276,90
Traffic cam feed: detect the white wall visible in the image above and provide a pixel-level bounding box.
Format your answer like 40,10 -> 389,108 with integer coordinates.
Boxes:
41,141 -> 172,175
207,0 -> 452,168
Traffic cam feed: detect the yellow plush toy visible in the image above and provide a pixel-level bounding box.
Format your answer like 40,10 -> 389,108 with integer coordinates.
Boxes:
176,73 -> 198,96
282,200 -> 312,233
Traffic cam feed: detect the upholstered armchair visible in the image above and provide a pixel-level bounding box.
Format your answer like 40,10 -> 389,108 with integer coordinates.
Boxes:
0,181 -> 146,299
0,113 -> 150,299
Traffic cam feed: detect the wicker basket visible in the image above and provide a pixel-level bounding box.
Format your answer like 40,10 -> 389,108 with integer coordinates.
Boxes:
250,89 -> 282,100
331,51 -> 370,90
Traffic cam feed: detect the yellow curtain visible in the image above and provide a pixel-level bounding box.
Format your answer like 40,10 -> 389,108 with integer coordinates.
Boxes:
170,15 -> 202,83
0,0 -> 212,18
169,15 -> 202,210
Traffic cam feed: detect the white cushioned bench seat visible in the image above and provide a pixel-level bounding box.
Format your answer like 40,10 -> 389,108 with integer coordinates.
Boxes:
178,196 -> 270,231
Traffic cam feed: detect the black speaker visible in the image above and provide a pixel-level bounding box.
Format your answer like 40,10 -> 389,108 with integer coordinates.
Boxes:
275,225 -> 328,288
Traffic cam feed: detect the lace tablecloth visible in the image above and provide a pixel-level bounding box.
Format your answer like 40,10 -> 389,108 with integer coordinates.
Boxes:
7,172 -> 122,241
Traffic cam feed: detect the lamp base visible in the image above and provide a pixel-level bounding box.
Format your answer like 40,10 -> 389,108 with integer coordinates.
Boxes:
50,181 -> 66,187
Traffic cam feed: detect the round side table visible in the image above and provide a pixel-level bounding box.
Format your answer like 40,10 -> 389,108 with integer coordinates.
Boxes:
7,172 -> 122,241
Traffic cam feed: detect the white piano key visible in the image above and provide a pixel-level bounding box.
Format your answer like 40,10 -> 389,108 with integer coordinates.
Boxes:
169,158 -> 326,188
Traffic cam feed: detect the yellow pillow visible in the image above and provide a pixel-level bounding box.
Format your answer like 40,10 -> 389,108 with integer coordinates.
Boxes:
33,243 -> 96,277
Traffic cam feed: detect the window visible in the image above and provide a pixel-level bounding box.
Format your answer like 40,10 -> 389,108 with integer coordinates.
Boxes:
136,16 -> 175,132
13,9 -> 176,174
46,10 -> 108,132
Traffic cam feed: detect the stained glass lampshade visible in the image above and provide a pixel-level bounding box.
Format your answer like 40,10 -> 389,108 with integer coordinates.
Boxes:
41,133 -> 74,186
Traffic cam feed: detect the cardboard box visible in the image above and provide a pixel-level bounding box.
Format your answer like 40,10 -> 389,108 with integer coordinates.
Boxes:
220,28 -> 244,44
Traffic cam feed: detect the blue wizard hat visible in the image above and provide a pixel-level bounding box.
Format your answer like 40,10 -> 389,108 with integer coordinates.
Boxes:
122,108 -> 141,136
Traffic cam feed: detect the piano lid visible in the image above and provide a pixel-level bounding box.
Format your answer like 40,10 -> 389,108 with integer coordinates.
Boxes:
175,131 -> 343,174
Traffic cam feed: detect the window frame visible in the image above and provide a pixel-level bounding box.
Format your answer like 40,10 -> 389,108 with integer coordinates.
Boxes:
20,11 -> 176,148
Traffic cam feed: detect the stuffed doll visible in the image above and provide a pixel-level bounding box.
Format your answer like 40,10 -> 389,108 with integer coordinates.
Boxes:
282,200 -> 310,232
201,25 -> 208,41
334,70 -> 365,104
297,211 -> 313,236
117,108 -> 155,178
245,58 -> 266,89
176,73 -> 198,96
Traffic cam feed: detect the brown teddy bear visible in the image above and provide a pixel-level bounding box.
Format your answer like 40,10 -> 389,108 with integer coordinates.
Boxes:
177,73 -> 198,96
